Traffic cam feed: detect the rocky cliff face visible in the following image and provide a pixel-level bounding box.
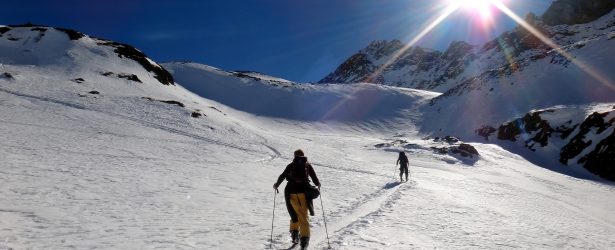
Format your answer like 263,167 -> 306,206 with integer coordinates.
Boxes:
318,39 -> 475,91
477,106 -> 615,181
542,0 -> 615,26
320,0 -> 615,92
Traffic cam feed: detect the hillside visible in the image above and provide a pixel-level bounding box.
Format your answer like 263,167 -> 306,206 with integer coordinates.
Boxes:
318,3 -> 615,181
2,24 -> 615,249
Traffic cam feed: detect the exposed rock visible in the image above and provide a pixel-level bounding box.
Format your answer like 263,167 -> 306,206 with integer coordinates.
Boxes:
55,27 -> 84,40
430,146 -> 448,154
450,143 -> 480,158
554,120 -> 578,139
475,125 -> 497,140
31,27 -> 47,32
73,78 -> 85,83
160,100 -> 185,107
0,27 -> 11,34
88,90 -> 100,95
374,139 -> 408,148
497,110 -> 554,149
542,0 -> 615,26
2,72 -> 14,79
97,41 -> 174,85
560,112 -> 611,164
491,107 -> 614,181
117,73 -> 142,83
578,129 -> 615,180
432,136 -> 460,144
142,97 -> 185,108
191,111 -> 203,118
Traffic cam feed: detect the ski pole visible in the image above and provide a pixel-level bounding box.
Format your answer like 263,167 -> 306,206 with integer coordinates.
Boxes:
319,191 -> 331,249
270,189 -> 278,249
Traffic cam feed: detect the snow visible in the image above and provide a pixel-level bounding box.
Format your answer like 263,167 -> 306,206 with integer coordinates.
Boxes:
1,26 -> 615,250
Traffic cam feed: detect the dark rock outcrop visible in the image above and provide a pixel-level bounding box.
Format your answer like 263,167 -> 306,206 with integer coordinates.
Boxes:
488,108 -> 615,181
450,143 -> 480,158
560,112 -> 612,164
542,0 -> 615,26
142,97 -> 185,108
578,129 -> 615,180
0,27 -> 11,34
55,27 -> 84,40
191,111 -> 203,118
117,73 -> 142,83
497,110 -> 554,150
98,41 -> 174,85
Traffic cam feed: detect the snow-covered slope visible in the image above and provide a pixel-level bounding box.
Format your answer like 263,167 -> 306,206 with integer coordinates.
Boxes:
1,24 -> 615,250
317,2 -> 615,181
163,61 -> 438,123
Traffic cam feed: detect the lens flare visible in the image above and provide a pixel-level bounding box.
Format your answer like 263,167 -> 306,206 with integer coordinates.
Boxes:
448,0 -> 501,20
491,1 -> 615,92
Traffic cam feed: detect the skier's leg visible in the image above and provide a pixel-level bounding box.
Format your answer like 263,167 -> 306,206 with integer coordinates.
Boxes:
290,193 -> 310,238
404,166 -> 409,181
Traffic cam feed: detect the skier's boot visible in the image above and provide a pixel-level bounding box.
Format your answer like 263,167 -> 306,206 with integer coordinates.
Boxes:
290,230 -> 299,244
300,237 -> 310,250
400,174 -> 403,182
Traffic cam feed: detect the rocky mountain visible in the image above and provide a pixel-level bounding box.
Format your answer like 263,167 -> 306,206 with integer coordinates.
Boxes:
318,39 -> 476,92
475,105 -> 615,181
319,0 -> 615,93
0,24 -> 174,86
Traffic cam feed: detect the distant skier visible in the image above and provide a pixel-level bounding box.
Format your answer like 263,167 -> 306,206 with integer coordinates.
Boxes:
273,149 -> 321,249
397,151 -> 409,182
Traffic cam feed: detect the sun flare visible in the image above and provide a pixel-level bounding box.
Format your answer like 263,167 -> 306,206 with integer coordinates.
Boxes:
448,0 -> 501,19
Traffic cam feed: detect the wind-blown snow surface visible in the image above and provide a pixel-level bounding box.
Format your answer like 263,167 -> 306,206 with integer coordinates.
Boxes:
1,28 -> 615,249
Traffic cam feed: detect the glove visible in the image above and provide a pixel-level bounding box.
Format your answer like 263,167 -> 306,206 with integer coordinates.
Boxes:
273,183 -> 279,191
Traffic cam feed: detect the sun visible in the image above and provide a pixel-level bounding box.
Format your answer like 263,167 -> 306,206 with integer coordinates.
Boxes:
447,0 -> 502,19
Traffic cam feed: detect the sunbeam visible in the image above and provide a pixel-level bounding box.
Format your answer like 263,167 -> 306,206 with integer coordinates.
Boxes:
492,1 -> 615,92
365,4 -> 461,83
321,4 -> 462,121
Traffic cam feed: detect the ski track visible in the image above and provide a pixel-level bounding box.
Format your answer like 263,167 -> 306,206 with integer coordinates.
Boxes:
3,46 -> 615,249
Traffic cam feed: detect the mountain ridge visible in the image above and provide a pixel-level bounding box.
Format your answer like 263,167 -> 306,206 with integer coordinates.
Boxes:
319,0 -> 615,92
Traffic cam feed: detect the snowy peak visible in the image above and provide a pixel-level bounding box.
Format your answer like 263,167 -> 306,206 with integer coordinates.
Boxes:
318,39 -> 457,90
320,0 -> 615,92
0,24 -> 174,85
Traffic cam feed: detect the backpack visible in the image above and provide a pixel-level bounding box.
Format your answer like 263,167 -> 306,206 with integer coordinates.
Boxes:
288,156 -> 320,199
288,156 -> 310,185
399,154 -> 408,165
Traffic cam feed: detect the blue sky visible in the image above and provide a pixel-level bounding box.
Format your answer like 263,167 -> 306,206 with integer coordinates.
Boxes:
3,0 -> 552,82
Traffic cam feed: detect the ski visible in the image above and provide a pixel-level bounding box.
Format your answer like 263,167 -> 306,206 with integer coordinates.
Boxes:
285,243 -> 298,249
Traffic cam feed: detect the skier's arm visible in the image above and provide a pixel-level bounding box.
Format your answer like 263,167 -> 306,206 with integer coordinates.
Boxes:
273,165 -> 290,189
308,164 -> 321,188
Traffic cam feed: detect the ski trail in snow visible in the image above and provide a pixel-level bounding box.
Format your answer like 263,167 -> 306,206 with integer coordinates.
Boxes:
310,180 -> 416,248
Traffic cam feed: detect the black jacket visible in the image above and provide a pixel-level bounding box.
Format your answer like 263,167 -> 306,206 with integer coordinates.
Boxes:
275,156 -> 321,220
275,156 -> 320,193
